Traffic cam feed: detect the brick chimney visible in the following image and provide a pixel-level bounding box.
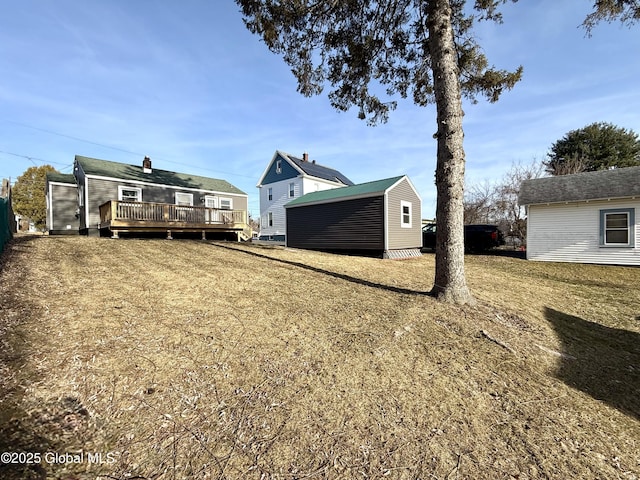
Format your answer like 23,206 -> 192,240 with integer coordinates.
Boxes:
302,152 -> 309,163
143,156 -> 152,173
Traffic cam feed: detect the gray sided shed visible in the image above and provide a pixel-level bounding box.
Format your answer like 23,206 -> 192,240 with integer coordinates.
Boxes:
46,172 -> 79,235
285,175 -> 422,258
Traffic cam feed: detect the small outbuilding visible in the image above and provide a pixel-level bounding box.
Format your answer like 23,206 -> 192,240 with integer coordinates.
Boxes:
46,172 -> 80,235
284,175 -> 422,258
519,166 -> 640,265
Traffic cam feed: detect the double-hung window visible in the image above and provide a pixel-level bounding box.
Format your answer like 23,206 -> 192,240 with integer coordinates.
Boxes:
401,201 -> 412,228
118,186 -> 142,203
289,182 -> 295,198
600,208 -> 635,247
219,198 -> 232,210
268,187 -> 273,201
175,192 -> 193,206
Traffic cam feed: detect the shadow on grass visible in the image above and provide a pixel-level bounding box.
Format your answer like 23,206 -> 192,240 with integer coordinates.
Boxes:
544,307 -> 640,420
213,242 -> 434,297
0,235 -> 80,479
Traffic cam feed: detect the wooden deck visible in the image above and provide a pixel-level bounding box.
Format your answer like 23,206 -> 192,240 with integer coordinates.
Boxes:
99,200 -> 251,240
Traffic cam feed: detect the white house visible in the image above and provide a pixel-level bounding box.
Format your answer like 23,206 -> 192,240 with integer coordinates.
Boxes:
518,166 -> 640,265
256,151 -> 353,241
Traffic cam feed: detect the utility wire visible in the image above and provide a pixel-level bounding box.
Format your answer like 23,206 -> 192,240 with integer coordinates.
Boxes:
6,120 -> 258,180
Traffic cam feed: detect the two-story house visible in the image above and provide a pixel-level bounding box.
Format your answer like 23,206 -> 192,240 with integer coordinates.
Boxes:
256,150 -> 354,241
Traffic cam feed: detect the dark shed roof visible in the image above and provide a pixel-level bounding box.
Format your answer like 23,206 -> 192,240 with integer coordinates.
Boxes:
75,156 -> 246,195
518,166 -> 640,205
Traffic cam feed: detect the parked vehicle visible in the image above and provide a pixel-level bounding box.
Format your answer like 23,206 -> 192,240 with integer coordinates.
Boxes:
422,223 -> 505,252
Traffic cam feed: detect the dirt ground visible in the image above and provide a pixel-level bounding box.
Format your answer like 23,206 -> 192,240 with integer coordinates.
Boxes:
0,235 -> 638,479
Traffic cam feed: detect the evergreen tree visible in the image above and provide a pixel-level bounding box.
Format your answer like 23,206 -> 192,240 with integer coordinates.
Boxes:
235,0 -> 638,304
236,0 -> 523,304
544,122 -> 640,175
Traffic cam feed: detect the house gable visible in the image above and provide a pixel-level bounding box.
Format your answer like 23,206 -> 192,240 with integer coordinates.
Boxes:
257,150 -> 354,187
258,152 -> 301,186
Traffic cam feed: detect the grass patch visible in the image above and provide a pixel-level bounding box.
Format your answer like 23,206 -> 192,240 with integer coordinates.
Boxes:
0,236 -> 638,479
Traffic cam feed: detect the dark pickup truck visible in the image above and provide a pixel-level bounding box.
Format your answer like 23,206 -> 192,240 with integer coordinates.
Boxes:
422,223 -> 505,252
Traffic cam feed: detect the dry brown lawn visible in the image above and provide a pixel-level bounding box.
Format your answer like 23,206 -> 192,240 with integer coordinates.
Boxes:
0,235 -> 638,479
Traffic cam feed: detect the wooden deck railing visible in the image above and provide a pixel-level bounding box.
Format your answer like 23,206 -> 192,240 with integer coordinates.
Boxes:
99,200 -> 246,227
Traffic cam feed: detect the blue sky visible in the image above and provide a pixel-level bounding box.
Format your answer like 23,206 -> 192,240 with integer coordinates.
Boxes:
1,1 -> 639,219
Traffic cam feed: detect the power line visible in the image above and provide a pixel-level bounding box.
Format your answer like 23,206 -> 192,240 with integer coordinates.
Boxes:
6,120 -> 258,181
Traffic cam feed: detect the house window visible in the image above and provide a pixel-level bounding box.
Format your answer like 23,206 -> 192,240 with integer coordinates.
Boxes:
600,208 -> 635,247
401,201 -> 412,228
268,187 -> 273,201
289,182 -> 295,197
268,212 -> 273,227
219,198 -> 233,210
276,160 -> 282,174
204,196 -> 217,208
78,184 -> 84,207
118,186 -> 142,202
175,192 -> 193,206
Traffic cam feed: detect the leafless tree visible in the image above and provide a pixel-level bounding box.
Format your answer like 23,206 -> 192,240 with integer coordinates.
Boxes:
465,160 -> 545,246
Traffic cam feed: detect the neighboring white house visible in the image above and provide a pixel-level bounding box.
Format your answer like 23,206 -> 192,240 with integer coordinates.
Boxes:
518,166 -> 640,265
256,151 -> 354,241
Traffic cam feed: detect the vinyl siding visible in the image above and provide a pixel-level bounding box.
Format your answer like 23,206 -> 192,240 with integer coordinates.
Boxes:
286,196 -> 384,250
259,178 -> 302,237
527,199 -> 640,265
259,177 -> 345,237
84,177 -> 248,233
386,177 -> 422,250
260,153 -> 299,185
48,183 -> 79,233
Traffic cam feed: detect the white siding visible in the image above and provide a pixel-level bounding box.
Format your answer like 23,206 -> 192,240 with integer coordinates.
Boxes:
527,199 -> 640,265
259,176 -> 346,238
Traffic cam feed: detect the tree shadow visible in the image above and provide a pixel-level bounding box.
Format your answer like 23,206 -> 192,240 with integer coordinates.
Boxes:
212,242 -> 434,297
0,235 -> 89,479
544,307 -> 640,420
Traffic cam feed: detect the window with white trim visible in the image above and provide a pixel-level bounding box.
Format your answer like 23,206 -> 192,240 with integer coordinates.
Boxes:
268,187 -> 273,201
118,186 -> 142,202
268,212 -> 273,227
289,182 -> 295,197
276,160 -> 282,174
600,208 -> 635,247
219,197 -> 232,210
204,196 -> 217,208
175,192 -> 193,206
401,201 -> 412,228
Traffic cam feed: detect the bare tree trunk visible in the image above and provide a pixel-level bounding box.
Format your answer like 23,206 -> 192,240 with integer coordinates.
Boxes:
427,0 -> 474,305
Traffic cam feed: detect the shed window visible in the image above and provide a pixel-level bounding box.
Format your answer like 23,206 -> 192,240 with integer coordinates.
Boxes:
600,208 -> 635,247
289,182 -> 295,198
118,186 -> 142,202
401,201 -> 412,228
175,192 -> 193,206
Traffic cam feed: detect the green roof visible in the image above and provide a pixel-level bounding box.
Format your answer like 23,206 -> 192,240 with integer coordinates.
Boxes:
75,155 -> 246,195
46,172 -> 76,184
285,176 -> 404,207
